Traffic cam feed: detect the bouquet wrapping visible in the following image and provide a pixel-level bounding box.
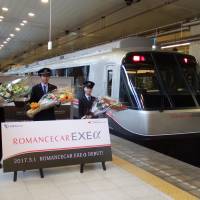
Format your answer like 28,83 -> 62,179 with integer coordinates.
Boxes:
27,88 -> 74,118
0,77 -> 31,102
82,96 -> 127,119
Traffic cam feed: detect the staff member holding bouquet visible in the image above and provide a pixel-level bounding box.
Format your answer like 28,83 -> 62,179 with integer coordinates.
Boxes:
79,81 -> 96,119
30,68 -> 57,121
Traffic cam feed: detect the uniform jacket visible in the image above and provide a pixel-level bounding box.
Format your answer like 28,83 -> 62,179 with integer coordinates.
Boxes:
30,83 -> 57,121
78,94 -> 96,119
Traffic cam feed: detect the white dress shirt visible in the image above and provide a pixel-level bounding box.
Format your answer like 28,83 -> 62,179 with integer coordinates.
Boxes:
85,94 -> 91,101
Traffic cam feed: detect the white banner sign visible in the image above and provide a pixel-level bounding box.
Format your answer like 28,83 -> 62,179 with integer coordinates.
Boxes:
2,119 -> 112,172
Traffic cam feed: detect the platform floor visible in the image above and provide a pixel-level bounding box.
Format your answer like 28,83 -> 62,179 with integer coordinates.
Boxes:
0,135 -> 199,200
111,134 -> 200,199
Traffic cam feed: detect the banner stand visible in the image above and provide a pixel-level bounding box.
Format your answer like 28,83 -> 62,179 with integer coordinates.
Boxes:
2,119 -> 112,181
80,161 -> 106,173
13,168 -> 44,182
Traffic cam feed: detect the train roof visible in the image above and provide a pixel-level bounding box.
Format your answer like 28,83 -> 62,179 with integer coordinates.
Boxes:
5,37 -> 153,74
4,37 -> 197,75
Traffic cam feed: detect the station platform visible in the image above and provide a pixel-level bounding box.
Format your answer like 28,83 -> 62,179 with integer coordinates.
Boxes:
0,135 -> 199,200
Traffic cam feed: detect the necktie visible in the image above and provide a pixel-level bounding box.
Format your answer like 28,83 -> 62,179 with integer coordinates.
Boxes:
43,85 -> 47,94
88,96 -> 91,101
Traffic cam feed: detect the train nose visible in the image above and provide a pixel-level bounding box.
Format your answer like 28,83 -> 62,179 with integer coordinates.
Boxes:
106,109 -> 200,137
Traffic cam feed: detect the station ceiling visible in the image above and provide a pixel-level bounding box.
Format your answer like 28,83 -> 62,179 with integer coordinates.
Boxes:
0,0 -> 200,66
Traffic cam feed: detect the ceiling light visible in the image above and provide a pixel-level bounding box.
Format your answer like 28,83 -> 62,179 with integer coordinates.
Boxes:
0,16 -> 4,19
0,19 -> 2,22
22,20 -> 28,24
10,33 -> 15,37
41,0 -> 49,3
48,0 -> 52,50
28,12 -> 35,17
20,23 -> 25,26
2,7 -> 8,12
152,45 -> 157,50
3,41 -> 7,44
6,38 -> 11,41
161,42 -> 191,49
0,45 -> 4,47
15,27 -> 21,31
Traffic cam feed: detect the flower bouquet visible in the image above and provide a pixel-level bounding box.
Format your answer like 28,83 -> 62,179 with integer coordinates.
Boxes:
82,96 -> 126,119
0,83 -> 12,101
27,88 -> 74,118
0,77 -> 31,102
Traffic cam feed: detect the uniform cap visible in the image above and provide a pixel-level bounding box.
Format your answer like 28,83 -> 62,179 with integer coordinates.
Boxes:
83,81 -> 95,89
38,68 -> 52,76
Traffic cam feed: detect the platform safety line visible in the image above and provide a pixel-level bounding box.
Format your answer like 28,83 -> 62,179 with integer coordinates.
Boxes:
112,155 -> 198,200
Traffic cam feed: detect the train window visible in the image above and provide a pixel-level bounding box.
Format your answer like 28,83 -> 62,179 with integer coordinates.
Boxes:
55,69 -> 67,77
127,69 -> 159,92
107,70 -> 113,96
51,69 -> 56,76
123,52 -> 171,109
124,66 -> 169,110
67,66 -> 90,97
154,53 -> 189,94
154,53 -> 196,107
122,52 -> 199,109
176,54 -> 200,105
119,68 -> 137,108
177,54 -> 200,92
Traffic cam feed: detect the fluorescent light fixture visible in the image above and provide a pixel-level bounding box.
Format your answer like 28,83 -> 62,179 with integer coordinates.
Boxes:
2,7 -> 8,12
10,33 -> 15,37
0,16 -> 4,19
3,41 -> 7,44
0,45 -> 4,47
161,42 -> 191,49
41,0 -> 49,3
152,45 -> 157,50
15,27 -> 21,31
0,19 -> 2,22
6,38 -> 11,41
22,20 -> 28,24
70,32 -> 78,36
28,12 -> 35,17
20,23 -> 25,26
48,41 -> 52,50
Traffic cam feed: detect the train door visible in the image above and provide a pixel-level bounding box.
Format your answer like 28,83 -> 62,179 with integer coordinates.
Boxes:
105,65 -> 119,99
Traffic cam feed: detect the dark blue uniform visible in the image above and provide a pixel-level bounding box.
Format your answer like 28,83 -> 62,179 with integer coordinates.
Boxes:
30,83 -> 57,121
78,94 -> 96,119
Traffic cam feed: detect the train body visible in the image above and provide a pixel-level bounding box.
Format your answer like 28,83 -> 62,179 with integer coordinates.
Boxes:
5,37 -> 200,138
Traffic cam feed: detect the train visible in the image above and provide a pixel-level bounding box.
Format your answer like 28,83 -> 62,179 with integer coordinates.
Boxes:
5,37 -> 200,139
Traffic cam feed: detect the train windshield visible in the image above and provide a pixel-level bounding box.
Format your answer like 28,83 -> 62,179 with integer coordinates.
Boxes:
121,52 -> 200,110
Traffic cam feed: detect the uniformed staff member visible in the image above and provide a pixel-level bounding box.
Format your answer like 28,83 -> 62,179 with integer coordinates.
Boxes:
78,81 -> 96,119
30,68 -> 57,121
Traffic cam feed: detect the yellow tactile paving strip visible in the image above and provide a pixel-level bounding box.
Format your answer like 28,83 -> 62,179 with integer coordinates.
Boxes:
112,155 -> 199,200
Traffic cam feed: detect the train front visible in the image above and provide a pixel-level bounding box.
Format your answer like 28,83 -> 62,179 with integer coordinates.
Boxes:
107,51 -> 200,137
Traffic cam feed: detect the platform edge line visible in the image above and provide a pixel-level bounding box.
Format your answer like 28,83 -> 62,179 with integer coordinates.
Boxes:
112,155 -> 199,200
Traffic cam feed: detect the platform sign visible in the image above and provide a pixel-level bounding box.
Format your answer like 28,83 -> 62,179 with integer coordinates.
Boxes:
1,119 -> 112,172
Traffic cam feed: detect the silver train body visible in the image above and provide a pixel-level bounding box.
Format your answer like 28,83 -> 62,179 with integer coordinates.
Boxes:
6,37 -> 200,137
